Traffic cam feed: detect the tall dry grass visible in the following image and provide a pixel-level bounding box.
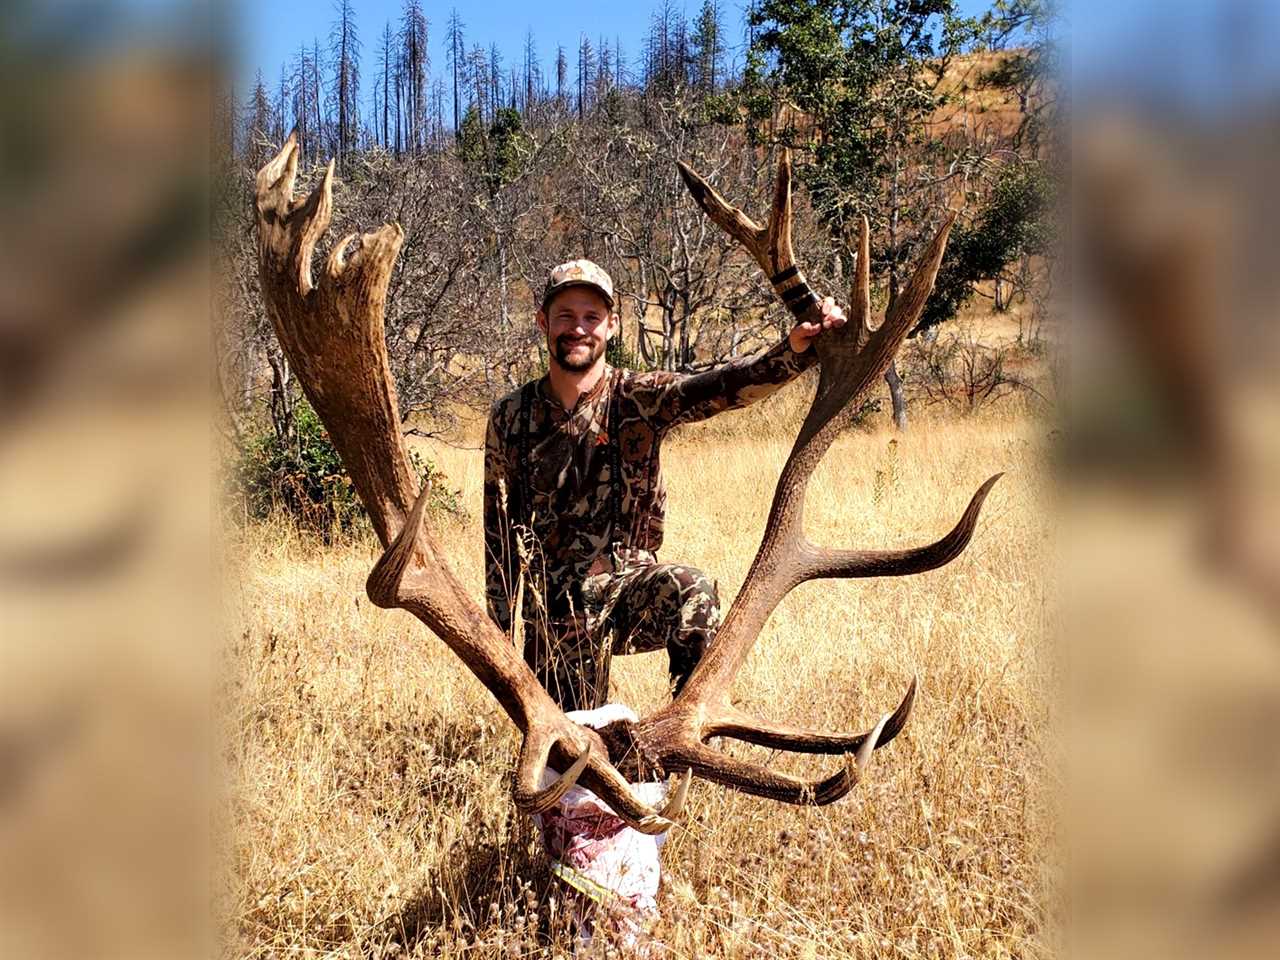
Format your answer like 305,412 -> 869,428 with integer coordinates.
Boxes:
225,380 -> 1052,958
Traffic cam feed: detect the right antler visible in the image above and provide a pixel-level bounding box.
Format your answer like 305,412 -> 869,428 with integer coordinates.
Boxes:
593,151 -> 1003,803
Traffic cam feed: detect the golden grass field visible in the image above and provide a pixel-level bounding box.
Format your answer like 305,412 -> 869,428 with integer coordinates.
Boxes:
226,356 -> 1053,958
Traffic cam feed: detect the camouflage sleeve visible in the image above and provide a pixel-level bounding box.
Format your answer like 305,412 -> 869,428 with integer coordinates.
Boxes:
483,403 -> 519,637
650,336 -> 818,430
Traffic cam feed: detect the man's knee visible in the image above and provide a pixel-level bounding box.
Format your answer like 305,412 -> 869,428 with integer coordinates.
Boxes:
610,563 -> 719,653
655,565 -> 720,695
635,564 -> 719,630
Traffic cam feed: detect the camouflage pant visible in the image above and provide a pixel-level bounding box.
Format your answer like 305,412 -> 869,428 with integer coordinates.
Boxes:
524,552 -> 721,712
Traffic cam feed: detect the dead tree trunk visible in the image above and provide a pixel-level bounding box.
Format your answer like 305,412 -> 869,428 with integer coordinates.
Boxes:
885,360 -> 908,431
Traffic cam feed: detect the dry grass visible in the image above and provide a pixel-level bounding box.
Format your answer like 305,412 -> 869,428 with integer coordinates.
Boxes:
224,378 -> 1053,958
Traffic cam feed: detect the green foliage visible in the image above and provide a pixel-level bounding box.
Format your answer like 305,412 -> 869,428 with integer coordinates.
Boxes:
458,105 -> 529,196
745,0 -> 980,236
916,163 -> 1051,331
236,397 -> 462,541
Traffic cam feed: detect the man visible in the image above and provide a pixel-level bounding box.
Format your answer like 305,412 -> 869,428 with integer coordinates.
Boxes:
484,259 -> 846,711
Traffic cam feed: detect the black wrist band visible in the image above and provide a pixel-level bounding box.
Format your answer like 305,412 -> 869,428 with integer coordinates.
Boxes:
785,290 -> 819,317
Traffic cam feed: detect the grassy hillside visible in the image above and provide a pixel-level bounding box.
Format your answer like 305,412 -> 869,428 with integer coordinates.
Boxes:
226,369 -> 1052,957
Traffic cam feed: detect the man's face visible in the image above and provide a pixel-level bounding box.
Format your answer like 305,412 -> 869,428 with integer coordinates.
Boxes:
537,287 -> 617,373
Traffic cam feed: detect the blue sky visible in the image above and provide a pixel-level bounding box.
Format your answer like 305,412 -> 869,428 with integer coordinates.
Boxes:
233,0 -> 995,101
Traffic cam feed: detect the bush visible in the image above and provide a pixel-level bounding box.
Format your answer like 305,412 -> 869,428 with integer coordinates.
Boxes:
904,325 -> 1028,413
235,398 -> 463,541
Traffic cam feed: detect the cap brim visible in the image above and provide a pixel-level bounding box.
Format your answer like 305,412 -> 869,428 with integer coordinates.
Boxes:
542,281 -> 614,311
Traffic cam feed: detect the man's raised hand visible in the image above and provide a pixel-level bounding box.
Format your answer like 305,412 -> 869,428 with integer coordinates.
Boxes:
788,296 -> 847,353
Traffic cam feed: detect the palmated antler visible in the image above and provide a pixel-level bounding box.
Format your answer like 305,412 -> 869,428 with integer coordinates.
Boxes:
252,136 -> 998,832
254,134 -> 685,834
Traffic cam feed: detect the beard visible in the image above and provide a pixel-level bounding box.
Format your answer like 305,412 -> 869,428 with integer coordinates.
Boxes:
551,332 -> 606,372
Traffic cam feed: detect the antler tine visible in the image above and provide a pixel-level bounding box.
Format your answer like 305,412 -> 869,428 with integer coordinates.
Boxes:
513,730 -> 591,816
872,206 -> 959,354
254,130 -> 299,216
707,677 -> 917,755
765,149 -> 797,273
582,761 -> 678,835
675,160 -> 768,269
799,474 -> 1003,582
674,742 -> 861,806
660,768 -> 694,820
366,478 -> 431,608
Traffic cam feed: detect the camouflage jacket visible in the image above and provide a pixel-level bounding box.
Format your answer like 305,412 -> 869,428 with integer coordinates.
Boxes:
483,337 -> 817,634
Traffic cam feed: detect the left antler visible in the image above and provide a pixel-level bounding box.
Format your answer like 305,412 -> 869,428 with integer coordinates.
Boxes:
254,135 -> 685,834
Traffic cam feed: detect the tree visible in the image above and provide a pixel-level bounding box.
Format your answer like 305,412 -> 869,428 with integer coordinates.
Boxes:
311,38 -> 324,156
555,45 -> 568,108
274,64 -> 289,145
377,21 -> 395,149
596,36 -> 613,103
978,0 -> 1058,151
645,0 -> 689,94
290,44 -> 311,162
328,0 -> 361,171
446,8 -> 466,132
522,29 -> 539,115
917,162 -> 1051,334
400,0 -> 428,154
576,34 -> 595,119
745,0 -> 981,428
468,43 -> 490,124
692,0 -> 723,94
244,71 -> 274,170
489,43 -> 503,120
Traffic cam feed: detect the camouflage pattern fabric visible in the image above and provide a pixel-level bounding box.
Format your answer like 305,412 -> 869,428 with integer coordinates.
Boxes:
523,551 -> 723,711
484,337 -> 816,711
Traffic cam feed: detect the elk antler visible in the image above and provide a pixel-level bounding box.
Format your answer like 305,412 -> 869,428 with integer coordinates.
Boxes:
584,150 -> 1003,803
253,134 -> 685,834
252,136 -> 998,832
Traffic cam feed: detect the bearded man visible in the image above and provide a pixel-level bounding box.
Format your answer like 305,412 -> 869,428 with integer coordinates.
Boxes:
484,259 -> 846,711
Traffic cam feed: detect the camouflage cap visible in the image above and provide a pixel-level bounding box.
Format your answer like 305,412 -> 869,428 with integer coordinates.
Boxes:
541,259 -> 615,312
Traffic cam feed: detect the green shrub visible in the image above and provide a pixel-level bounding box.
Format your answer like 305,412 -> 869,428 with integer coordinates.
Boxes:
236,398 -> 463,541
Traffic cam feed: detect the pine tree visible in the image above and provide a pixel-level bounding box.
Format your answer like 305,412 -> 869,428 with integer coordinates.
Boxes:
692,0 -> 722,94
576,34 -> 595,119
377,21 -> 395,149
468,44 -> 489,124
311,38 -> 324,156
445,9 -> 466,132
400,0 -> 428,154
555,45 -> 568,107
291,44 -> 311,162
246,70 -> 274,169
489,44 -> 503,121
522,30 -> 538,115
329,0 -> 361,170
275,63 -> 289,145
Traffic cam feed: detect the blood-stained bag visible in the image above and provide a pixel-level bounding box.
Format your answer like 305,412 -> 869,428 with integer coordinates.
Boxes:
532,704 -> 670,954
